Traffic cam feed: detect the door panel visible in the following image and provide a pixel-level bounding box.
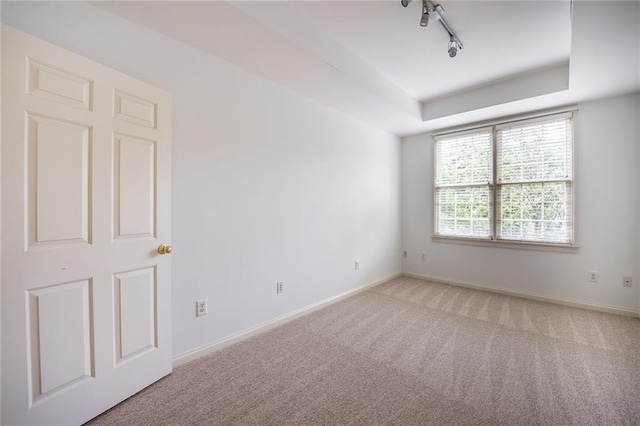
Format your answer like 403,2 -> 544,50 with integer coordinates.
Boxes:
2,25 -> 172,425
26,58 -> 93,111
113,90 -> 157,128
113,133 -> 156,239
27,280 -> 94,402
113,267 -> 157,363
27,113 -> 92,247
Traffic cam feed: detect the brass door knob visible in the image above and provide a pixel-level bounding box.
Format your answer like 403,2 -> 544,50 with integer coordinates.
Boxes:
158,244 -> 173,255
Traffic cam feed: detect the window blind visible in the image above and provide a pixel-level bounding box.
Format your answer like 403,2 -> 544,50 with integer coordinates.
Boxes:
496,114 -> 573,244
496,114 -> 573,184
434,129 -> 492,238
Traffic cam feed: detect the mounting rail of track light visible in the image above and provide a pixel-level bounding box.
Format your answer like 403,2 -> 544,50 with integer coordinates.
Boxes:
401,0 -> 463,58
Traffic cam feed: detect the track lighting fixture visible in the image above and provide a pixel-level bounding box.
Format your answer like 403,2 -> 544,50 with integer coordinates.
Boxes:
401,0 -> 463,58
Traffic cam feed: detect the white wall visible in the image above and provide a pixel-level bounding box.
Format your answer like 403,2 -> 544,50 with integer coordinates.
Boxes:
2,2 -> 401,357
402,93 -> 640,312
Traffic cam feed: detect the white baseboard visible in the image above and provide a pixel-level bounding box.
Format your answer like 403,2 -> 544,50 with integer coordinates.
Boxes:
402,272 -> 640,318
172,271 -> 402,368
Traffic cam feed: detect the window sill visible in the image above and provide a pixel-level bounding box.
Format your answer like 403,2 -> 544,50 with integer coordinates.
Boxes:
431,235 -> 580,253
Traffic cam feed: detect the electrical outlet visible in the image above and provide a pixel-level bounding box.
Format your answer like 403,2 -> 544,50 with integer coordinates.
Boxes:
588,272 -> 599,282
196,299 -> 208,317
276,282 -> 284,294
421,252 -> 426,261
623,277 -> 632,288
402,250 -> 408,258
355,260 -> 360,271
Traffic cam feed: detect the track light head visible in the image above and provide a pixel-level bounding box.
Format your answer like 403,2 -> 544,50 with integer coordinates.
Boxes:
448,37 -> 458,58
420,0 -> 430,27
401,0 -> 411,7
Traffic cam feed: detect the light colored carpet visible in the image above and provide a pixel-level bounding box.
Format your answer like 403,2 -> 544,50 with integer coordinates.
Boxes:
88,276 -> 640,425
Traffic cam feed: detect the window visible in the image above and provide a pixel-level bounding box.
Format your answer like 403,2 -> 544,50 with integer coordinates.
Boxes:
434,111 -> 574,246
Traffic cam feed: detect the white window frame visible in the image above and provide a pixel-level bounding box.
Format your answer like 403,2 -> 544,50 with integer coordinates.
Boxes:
432,109 -> 578,251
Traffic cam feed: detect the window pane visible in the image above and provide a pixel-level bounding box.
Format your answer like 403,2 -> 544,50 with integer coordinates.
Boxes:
499,182 -> 570,243
435,130 -> 492,186
497,116 -> 572,183
435,186 -> 490,238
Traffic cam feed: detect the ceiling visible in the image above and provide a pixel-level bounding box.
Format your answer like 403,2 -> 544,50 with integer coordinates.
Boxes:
95,1 -> 640,137
290,1 -> 571,101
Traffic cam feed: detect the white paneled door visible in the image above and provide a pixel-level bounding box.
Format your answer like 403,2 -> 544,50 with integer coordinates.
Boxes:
1,26 -> 172,425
